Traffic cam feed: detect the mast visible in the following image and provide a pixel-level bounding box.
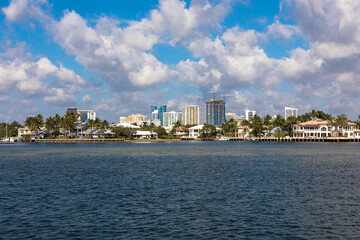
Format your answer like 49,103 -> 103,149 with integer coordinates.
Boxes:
5,120 -> 8,139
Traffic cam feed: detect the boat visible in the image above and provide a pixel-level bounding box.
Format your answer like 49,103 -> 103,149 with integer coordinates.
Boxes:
0,138 -> 14,144
218,136 -> 229,141
0,121 -> 14,144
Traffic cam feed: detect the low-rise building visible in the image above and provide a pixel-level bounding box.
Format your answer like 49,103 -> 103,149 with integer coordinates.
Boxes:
235,126 -> 250,138
175,128 -> 187,137
132,131 -> 158,139
292,119 -> 359,138
188,124 -> 204,139
115,123 -> 141,129
18,127 -> 33,138
80,129 -> 114,138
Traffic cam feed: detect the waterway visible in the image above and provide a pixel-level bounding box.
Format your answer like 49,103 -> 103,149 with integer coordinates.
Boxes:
1,142 -> 360,239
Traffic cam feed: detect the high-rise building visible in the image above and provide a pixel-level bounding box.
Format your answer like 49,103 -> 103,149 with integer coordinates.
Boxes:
163,111 -> 182,127
245,109 -> 256,121
66,108 -> 96,122
226,113 -> 245,122
182,105 -> 201,125
66,107 -> 78,115
285,107 -> 298,119
151,110 -> 159,121
128,113 -> 147,126
78,110 -> 96,122
151,105 -> 167,126
152,119 -> 161,127
225,113 -> 236,121
119,117 -> 128,124
206,99 -> 225,126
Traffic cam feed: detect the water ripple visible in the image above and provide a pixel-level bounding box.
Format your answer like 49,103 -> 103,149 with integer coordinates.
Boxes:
1,142 -> 360,239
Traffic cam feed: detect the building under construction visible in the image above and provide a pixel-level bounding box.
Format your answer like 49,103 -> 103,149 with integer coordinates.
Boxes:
206,99 -> 225,126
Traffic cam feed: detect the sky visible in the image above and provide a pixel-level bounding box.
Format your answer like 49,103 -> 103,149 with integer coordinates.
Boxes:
1,0 -> 360,123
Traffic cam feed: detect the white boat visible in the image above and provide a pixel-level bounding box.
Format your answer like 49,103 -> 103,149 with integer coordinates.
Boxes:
0,121 -> 14,144
218,136 -> 229,141
0,138 -> 14,144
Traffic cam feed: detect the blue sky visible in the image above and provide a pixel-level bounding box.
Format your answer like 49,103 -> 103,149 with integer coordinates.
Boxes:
1,0 -> 360,122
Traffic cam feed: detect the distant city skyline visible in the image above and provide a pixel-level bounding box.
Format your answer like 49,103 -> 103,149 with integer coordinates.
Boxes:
1,0 -> 360,122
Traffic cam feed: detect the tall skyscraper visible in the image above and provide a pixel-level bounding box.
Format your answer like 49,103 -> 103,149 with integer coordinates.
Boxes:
151,105 -> 167,126
245,109 -> 256,121
206,99 -> 225,126
285,107 -> 298,119
182,105 -> 201,125
163,111 -> 182,126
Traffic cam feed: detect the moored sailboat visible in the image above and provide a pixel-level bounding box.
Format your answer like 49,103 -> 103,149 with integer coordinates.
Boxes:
0,121 -> 14,144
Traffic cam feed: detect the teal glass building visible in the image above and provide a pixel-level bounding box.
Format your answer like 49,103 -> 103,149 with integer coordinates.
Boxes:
151,105 -> 167,126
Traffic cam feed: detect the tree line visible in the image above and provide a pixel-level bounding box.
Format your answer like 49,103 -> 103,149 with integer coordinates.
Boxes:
220,110 -> 357,137
1,109 -> 359,139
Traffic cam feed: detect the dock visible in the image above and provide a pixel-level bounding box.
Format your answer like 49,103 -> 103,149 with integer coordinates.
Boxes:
33,138 -> 125,143
229,137 -> 360,142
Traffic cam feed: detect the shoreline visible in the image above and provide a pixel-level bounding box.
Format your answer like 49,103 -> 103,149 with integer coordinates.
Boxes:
19,137 -> 360,143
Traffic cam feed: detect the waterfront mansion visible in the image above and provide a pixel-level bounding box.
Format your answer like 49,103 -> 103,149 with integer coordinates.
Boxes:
292,119 -> 360,138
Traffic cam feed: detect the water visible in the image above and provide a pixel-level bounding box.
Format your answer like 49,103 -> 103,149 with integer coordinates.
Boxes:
1,142 -> 360,239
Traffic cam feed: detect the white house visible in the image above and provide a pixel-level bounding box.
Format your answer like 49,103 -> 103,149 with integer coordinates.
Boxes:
80,129 -> 114,138
235,126 -> 250,138
188,124 -> 204,139
132,131 -> 158,139
292,119 -> 359,138
115,123 -> 141,129
175,128 -> 187,137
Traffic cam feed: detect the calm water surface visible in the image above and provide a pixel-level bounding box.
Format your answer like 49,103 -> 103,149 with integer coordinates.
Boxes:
1,142 -> 360,239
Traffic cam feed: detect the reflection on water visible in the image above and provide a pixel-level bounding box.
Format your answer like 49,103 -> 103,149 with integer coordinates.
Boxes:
1,142 -> 360,239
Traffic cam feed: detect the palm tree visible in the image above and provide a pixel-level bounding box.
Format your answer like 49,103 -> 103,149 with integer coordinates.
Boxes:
93,118 -> 102,130
61,113 -> 77,137
240,119 -> 250,126
221,118 -> 238,136
327,117 -> 338,137
45,117 -> 56,138
200,124 -> 217,138
263,114 -> 272,126
24,114 -> 43,137
25,117 -> 36,132
101,120 -> 110,130
336,114 -> 349,136
149,122 -> 156,133
273,115 -> 285,129
298,112 -> 312,123
173,120 -> 182,129
285,115 -> 298,136
310,109 -> 318,119
86,119 -> 95,130
249,114 -> 263,137
53,114 -> 61,131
